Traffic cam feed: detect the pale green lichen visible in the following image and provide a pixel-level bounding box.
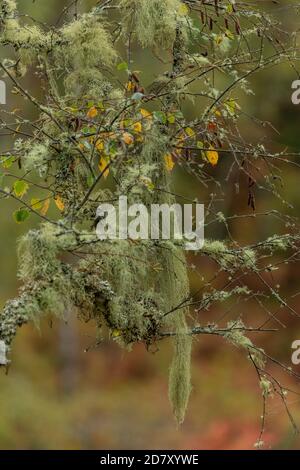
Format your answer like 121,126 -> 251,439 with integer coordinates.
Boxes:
17,224 -> 63,282
23,142 -> 51,177
120,0 -> 189,48
59,13 -> 117,69
202,240 -> 257,272
265,235 -> 292,252
224,320 -> 266,369
0,0 -> 17,16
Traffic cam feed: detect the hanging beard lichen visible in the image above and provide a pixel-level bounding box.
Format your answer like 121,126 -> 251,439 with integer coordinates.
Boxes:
165,249 -> 192,425
119,0 -> 189,48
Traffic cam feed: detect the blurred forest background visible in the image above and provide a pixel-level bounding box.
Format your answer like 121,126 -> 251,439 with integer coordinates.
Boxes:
1,0 -> 300,450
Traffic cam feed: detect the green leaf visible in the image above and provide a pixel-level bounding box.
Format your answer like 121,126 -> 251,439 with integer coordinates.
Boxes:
13,208 -> 30,223
153,111 -> 167,124
13,180 -> 29,198
117,61 -> 128,71
226,3 -> 234,14
1,155 -> 14,169
81,126 -> 92,135
167,114 -> 176,124
87,174 -> 94,188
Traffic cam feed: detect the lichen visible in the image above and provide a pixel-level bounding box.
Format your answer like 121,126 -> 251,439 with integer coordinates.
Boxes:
224,320 -> 266,369
23,142 -> 51,177
120,0 -> 189,48
202,240 -> 257,272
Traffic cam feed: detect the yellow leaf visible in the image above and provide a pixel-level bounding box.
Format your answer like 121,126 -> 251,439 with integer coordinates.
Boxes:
126,81 -> 135,92
111,329 -> 122,338
167,114 -> 176,124
99,156 -> 110,178
31,198 -> 42,210
40,198 -> 50,216
140,108 -> 152,119
95,139 -> 104,151
87,106 -> 98,119
185,127 -> 195,138
132,121 -> 142,133
206,146 -> 219,166
164,153 -> 175,172
178,3 -> 189,16
54,195 -> 65,212
122,132 -> 134,145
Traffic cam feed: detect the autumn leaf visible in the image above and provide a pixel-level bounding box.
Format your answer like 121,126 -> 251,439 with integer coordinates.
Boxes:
95,139 -> 104,152
206,146 -> 219,166
87,106 -> 98,119
13,180 -> 29,198
207,121 -> 217,132
111,329 -> 122,338
164,153 -> 175,172
132,121 -> 142,133
140,108 -> 152,120
40,198 -> 51,216
122,132 -> 134,145
167,114 -> 176,124
30,198 -> 43,210
126,81 -> 135,92
185,127 -> 195,138
54,195 -> 65,212
99,156 -> 110,178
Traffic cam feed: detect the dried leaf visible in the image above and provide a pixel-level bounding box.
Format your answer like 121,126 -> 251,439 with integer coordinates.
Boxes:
99,156 -> 110,178
87,106 -> 98,119
40,198 -> 51,216
206,146 -> 219,166
122,132 -> 134,145
164,153 -> 175,172
54,195 -> 65,212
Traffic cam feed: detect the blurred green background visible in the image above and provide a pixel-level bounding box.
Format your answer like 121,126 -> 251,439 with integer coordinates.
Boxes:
0,0 -> 300,450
